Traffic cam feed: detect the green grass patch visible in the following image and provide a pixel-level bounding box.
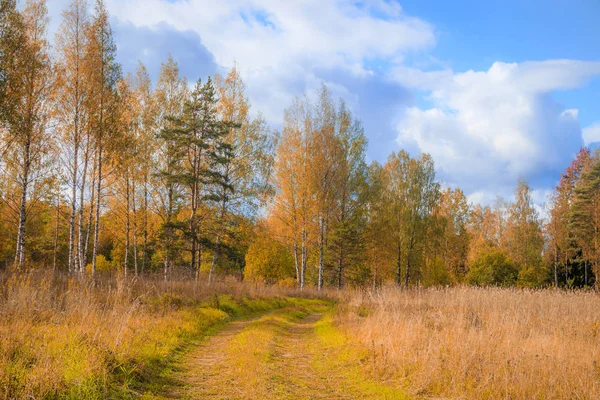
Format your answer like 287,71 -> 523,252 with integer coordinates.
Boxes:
312,313 -> 411,400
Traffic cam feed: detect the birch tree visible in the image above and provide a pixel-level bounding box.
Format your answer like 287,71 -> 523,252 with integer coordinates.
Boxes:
4,0 -> 53,269
54,0 -> 89,272
86,0 -> 120,276
154,56 -> 187,280
271,96 -> 314,289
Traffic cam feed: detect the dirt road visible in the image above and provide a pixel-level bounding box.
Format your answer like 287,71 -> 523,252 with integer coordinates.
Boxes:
167,306 -> 408,400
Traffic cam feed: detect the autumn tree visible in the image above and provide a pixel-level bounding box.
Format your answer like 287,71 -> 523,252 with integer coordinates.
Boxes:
327,102 -> 368,289
3,0 -> 53,269
380,151 -> 439,287
504,181 -> 545,286
547,148 -> 591,286
105,75 -> 139,276
0,0 -> 26,125
435,188 -> 470,281
309,85 -> 341,290
54,0 -> 89,272
212,66 -> 276,282
364,161 -> 392,289
570,151 -> 600,287
86,0 -> 121,276
132,62 -> 156,274
270,96 -> 313,289
154,55 -> 188,280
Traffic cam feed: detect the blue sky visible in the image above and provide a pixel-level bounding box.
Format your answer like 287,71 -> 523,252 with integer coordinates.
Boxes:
400,0 -> 600,127
47,0 -> 600,206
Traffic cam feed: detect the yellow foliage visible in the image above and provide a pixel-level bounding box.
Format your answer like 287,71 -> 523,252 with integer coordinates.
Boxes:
86,254 -> 115,273
245,236 -> 295,283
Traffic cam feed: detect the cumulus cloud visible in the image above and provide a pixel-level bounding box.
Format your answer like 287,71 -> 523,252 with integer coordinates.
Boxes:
394,61 -> 600,200
103,0 -> 434,124
112,20 -> 218,82
583,123 -> 600,146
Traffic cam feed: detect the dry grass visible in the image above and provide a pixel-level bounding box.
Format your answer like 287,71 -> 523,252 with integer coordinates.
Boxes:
337,286 -> 600,399
0,270 -> 310,399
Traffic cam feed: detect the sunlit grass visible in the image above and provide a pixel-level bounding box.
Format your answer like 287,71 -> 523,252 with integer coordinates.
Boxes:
0,271 -> 313,399
337,286 -> 600,399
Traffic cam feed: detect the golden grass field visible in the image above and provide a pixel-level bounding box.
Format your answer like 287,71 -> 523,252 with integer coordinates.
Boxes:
338,287 -> 600,399
1,273 -> 599,399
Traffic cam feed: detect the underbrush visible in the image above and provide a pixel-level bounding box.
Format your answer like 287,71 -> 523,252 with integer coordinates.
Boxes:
0,271 -> 315,399
336,286 -> 600,399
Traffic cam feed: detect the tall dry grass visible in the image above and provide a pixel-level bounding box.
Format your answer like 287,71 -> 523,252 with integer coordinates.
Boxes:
338,287 -> 600,399
0,270 -> 309,399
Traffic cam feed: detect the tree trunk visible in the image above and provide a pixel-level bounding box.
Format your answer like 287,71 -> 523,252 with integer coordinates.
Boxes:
293,242 -> 300,287
318,215 -> 325,291
68,142 -> 78,273
83,163 -> 97,273
77,141 -> 91,273
124,174 -> 130,278
405,234 -> 415,289
53,194 -> 60,272
396,242 -> 402,286
14,136 -> 31,270
196,243 -> 202,282
190,183 -> 198,279
209,196 -> 227,284
132,178 -> 138,276
164,183 -> 173,282
301,224 -> 307,290
142,174 -> 148,274
92,144 -> 102,278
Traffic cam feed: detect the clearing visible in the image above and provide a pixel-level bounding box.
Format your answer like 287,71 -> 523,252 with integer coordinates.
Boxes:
159,302 -> 408,399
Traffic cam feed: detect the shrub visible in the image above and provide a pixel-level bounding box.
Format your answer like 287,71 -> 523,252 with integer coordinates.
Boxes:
466,249 -> 518,287
422,256 -> 452,287
245,236 -> 295,283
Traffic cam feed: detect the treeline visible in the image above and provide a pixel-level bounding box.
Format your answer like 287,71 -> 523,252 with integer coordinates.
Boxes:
254,89 -> 548,288
0,0 -> 597,289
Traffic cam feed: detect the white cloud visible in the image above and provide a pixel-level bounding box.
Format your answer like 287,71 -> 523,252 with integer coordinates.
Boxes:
106,0 -> 434,69
394,60 -> 600,201
583,123 -> 600,145
103,0 -> 435,123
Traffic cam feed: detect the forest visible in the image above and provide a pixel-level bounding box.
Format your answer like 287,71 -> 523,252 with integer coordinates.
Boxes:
1,0 -> 598,290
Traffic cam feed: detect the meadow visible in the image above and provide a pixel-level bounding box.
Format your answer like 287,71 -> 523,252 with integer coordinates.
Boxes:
338,287 -> 600,399
2,273 -> 598,399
